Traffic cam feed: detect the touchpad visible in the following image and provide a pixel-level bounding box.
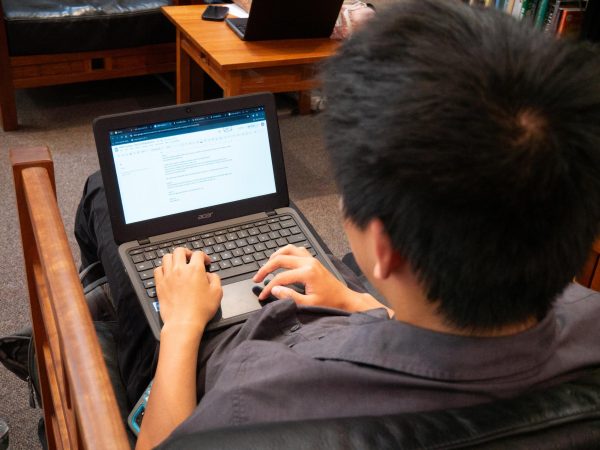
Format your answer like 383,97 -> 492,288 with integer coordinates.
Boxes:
220,278 -> 261,319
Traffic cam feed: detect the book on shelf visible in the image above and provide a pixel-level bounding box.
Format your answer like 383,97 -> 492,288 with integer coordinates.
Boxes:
544,0 -> 562,31
520,0 -> 539,23
556,7 -> 586,37
464,0 -> 588,37
534,0 -> 551,27
511,0 -> 525,17
543,1 -> 588,34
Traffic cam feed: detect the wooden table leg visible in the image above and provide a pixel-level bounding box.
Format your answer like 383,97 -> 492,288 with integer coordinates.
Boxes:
190,63 -> 206,101
176,31 -> 191,104
0,87 -> 17,131
298,90 -> 312,115
0,46 -> 18,130
223,71 -> 242,97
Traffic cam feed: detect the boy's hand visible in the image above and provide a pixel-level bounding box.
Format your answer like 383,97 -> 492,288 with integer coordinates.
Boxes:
253,245 -> 358,311
154,247 -> 222,336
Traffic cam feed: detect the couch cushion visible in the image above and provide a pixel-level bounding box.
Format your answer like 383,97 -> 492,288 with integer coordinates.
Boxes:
2,0 -> 175,56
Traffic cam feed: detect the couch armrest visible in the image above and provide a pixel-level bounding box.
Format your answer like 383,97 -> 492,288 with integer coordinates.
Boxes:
10,147 -> 129,449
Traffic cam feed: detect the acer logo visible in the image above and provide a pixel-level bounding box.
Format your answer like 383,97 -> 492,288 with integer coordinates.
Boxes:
197,212 -> 214,220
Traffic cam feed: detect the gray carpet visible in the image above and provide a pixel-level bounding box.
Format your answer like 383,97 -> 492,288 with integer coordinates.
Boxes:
0,76 -> 349,449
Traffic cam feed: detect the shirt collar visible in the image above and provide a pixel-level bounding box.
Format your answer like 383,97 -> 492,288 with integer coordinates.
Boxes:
302,308 -> 559,382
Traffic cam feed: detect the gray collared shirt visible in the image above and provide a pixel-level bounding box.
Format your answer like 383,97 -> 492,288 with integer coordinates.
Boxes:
170,283 -> 600,437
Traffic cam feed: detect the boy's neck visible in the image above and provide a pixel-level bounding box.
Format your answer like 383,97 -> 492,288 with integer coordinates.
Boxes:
382,278 -> 538,337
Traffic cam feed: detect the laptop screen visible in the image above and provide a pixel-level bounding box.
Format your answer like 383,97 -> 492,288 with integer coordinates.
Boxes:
108,106 -> 276,225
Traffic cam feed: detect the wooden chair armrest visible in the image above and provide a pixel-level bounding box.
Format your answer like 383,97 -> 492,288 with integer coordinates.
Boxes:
10,147 -> 129,449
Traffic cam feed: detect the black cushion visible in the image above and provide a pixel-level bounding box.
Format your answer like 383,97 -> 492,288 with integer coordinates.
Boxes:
2,0 -> 175,56
159,368 -> 600,449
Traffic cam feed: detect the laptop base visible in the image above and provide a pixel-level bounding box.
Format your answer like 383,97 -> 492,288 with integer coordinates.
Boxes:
225,18 -> 247,39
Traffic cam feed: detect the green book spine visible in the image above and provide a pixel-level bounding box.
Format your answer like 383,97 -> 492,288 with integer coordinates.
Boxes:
520,0 -> 532,18
535,0 -> 551,27
521,0 -> 539,22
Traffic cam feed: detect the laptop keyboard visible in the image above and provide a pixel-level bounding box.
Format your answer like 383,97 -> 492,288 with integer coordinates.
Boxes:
227,18 -> 247,35
128,215 -> 316,299
235,22 -> 247,34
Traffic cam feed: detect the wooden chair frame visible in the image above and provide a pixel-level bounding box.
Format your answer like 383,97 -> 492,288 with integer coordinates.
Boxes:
11,147 -> 129,449
0,1 -> 191,131
9,146 -> 600,449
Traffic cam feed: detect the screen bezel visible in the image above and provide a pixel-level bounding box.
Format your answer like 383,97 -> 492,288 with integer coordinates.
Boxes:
93,93 -> 289,244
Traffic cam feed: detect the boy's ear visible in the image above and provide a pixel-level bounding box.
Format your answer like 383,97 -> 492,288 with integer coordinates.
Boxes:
368,219 -> 403,280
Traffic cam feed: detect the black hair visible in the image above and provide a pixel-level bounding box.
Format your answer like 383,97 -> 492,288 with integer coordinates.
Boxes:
323,0 -> 600,331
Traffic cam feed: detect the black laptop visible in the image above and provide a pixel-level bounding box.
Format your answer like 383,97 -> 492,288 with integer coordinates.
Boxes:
93,93 -> 344,340
226,0 -> 344,41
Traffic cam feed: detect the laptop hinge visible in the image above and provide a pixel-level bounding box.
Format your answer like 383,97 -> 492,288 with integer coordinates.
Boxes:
266,211 -> 277,217
138,238 -> 150,245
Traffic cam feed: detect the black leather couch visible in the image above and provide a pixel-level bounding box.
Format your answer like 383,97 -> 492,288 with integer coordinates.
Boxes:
158,368 -> 600,449
2,0 -> 174,56
89,313 -> 600,449
109,213 -> 600,449
11,146 -> 600,449
99,260 -> 600,448
0,0 -> 182,131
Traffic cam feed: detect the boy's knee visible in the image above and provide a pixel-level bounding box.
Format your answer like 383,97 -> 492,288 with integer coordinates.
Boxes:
83,170 -> 104,196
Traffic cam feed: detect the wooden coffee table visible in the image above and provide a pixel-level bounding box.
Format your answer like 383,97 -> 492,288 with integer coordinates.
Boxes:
161,5 -> 340,113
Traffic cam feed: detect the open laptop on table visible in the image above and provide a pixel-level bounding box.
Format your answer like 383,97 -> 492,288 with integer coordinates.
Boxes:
93,93 -> 344,340
225,0 -> 344,41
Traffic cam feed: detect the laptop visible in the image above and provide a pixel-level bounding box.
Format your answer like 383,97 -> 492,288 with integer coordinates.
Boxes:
225,0 -> 344,41
93,93 -> 345,340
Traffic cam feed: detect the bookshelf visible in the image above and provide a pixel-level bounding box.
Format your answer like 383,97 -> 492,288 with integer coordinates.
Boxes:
466,0 -> 597,41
